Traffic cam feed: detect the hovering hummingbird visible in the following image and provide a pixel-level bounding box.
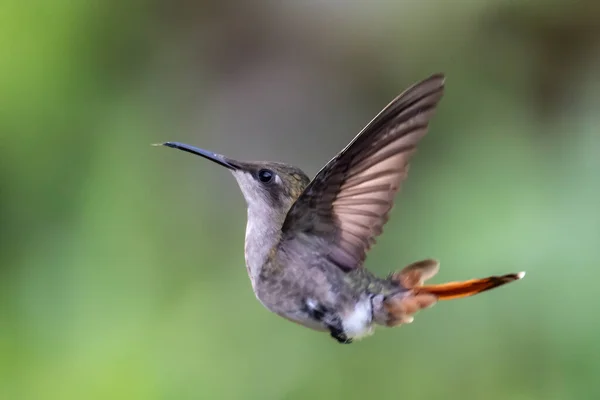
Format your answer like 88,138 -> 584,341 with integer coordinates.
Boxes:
156,74 -> 524,344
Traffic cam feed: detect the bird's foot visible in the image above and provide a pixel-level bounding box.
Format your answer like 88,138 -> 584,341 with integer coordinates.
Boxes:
304,299 -> 352,344
330,328 -> 352,344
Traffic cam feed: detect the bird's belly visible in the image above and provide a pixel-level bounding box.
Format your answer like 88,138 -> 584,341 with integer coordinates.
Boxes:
277,311 -> 329,332
252,261 -> 375,339
281,297 -> 376,339
258,288 -> 375,339
253,287 -> 327,331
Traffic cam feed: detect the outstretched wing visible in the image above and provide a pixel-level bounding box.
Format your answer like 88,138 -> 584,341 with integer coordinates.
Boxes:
280,74 -> 445,271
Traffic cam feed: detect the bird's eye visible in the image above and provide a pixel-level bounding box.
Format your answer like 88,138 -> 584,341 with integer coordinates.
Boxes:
257,169 -> 274,183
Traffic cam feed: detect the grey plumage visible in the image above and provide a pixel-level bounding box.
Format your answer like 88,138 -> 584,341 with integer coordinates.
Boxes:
157,74 -> 524,344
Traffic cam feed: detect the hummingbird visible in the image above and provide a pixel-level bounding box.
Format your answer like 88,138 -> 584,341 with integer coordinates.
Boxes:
156,74 -> 525,344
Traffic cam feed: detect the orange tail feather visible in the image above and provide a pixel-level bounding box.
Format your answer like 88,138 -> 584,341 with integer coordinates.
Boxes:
414,272 -> 525,300
383,260 -> 525,326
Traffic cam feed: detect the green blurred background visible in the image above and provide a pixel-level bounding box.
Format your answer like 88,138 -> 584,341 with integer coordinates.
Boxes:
2,1 -> 600,399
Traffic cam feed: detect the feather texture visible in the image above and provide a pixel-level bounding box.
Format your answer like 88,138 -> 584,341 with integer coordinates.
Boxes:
281,74 -> 446,271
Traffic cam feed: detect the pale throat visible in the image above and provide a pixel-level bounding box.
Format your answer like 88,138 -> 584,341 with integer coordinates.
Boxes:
243,205 -> 284,286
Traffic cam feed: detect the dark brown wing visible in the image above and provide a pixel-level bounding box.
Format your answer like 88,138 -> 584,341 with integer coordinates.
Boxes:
280,74 -> 445,271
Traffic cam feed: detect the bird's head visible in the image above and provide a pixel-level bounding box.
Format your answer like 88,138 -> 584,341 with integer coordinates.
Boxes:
157,142 -> 310,217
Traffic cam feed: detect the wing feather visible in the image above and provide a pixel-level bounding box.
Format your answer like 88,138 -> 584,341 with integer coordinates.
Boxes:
280,74 -> 446,271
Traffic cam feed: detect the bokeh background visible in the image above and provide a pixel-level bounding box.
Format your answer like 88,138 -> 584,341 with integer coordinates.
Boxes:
2,1 -> 600,399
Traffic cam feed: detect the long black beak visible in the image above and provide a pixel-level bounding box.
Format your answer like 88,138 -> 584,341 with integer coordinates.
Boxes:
155,142 -> 240,170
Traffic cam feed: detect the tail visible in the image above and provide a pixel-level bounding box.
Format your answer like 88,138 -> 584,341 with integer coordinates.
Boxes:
414,272 -> 525,300
382,259 -> 525,326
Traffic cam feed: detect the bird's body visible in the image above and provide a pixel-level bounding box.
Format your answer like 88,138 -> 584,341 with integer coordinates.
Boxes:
158,74 -> 524,343
256,237 -> 395,341
233,162 -> 396,341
